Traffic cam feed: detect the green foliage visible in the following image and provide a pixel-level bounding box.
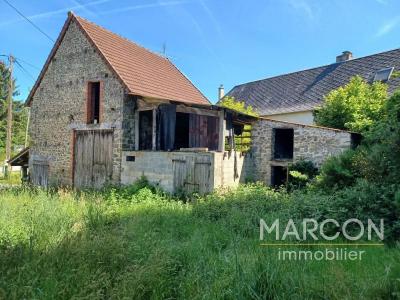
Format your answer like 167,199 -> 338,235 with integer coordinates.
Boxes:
315,149 -> 359,190
218,96 -> 259,116
219,96 -> 258,152
288,160 -> 318,190
0,184 -> 399,299
0,60 -> 28,157
317,90 -> 400,190
312,91 -> 400,241
291,180 -> 400,241
0,171 -> 21,184
314,76 -> 387,132
391,70 -> 400,79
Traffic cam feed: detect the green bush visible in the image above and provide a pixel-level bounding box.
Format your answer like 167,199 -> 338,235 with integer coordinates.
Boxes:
291,180 -> 400,241
315,149 -> 359,190
288,160 -> 318,190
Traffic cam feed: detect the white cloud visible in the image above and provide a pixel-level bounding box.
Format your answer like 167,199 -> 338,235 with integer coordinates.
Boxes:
375,16 -> 400,37
288,0 -> 314,20
0,0 -> 112,27
98,0 -> 191,15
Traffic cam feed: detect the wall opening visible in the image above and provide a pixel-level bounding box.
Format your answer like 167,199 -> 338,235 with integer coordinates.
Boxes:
175,112 -> 189,149
139,110 -> 153,150
351,133 -> 362,149
87,82 -> 100,124
273,128 -> 294,159
271,165 -> 287,187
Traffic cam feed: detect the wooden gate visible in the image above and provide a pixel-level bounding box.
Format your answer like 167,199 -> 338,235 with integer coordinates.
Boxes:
172,153 -> 213,194
74,130 -> 113,189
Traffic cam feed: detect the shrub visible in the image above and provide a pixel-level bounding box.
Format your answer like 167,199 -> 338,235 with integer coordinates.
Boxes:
315,149 -> 359,191
288,160 -> 318,190
291,180 -> 400,241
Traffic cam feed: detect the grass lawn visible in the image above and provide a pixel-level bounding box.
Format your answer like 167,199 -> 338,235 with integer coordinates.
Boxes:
0,184 -> 399,299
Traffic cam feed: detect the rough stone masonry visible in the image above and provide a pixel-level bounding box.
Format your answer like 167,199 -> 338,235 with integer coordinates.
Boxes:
29,20 -> 126,186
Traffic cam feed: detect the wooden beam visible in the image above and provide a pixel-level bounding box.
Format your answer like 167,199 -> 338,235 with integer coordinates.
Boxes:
176,105 -> 219,117
218,110 -> 225,152
152,108 -> 157,150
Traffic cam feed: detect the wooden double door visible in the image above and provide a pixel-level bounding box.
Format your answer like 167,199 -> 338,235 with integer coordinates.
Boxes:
73,129 -> 113,189
172,153 -> 213,194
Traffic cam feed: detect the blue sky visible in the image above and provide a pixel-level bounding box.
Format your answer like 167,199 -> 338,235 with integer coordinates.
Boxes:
1,0 -> 400,103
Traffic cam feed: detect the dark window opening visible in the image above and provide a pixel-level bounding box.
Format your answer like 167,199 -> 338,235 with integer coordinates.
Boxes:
126,155 -> 135,161
273,128 -> 294,159
157,104 -> 176,151
175,112 -> 189,149
139,110 -> 153,150
351,133 -> 362,149
271,166 -> 287,187
87,82 -> 100,124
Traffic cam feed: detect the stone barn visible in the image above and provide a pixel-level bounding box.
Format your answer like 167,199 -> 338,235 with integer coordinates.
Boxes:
25,12 -> 357,193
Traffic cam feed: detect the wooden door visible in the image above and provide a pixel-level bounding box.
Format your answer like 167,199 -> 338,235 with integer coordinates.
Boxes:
74,130 -> 113,189
31,163 -> 49,187
172,153 -> 212,194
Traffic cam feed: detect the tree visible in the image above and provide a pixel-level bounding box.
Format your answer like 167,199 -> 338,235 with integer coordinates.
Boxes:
0,60 -> 28,156
218,96 -> 258,116
316,90 -> 400,189
314,76 -> 387,132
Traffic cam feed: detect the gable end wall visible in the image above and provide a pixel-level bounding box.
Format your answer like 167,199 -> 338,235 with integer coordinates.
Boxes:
29,20 -> 127,186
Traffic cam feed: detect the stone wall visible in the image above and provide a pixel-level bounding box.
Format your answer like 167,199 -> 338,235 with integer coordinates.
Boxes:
251,118 -> 352,185
29,20 -> 126,186
122,95 -> 136,151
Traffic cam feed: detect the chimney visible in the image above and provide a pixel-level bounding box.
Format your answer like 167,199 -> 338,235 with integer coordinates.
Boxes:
336,51 -> 353,63
218,84 -> 225,101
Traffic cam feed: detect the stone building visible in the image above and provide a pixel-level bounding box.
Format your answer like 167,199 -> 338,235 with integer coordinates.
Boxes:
24,12 -> 357,193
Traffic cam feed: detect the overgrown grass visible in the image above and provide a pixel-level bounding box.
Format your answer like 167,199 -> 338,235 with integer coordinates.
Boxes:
0,171 -> 21,185
0,184 -> 399,299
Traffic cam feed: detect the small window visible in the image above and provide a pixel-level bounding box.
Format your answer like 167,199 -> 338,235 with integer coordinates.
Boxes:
139,110 -> 153,150
273,128 -> 294,160
373,67 -> 394,82
87,82 -> 100,124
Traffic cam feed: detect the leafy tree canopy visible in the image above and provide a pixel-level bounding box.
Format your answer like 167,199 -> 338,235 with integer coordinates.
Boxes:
314,76 -> 387,132
218,96 -> 259,117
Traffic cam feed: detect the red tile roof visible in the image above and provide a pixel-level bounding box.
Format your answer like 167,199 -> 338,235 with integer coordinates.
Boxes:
26,12 -> 210,106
